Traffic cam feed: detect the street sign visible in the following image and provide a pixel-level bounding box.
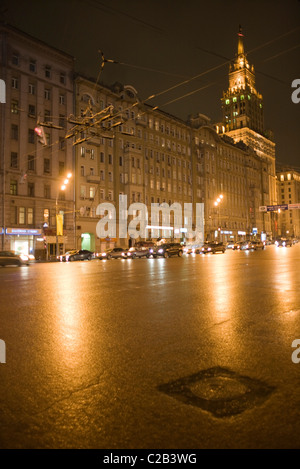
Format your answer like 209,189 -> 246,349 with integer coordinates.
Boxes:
288,203 -> 300,210
259,204 -> 289,212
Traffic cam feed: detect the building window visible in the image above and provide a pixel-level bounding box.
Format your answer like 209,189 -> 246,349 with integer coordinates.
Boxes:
59,94 -> 65,105
108,172 -> 113,182
43,209 -> 50,224
28,104 -> 36,117
45,66 -> 51,78
44,88 -> 51,100
12,53 -> 19,66
29,83 -> 35,95
60,72 -> 66,85
11,124 -> 18,140
90,167 -> 94,176
44,158 -> 50,174
80,165 -> 85,176
59,137 -> 65,150
11,77 -> 19,89
19,207 -> 25,224
10,152 -> 18,169
58,161 -> 65,175
28,182 -> 35,197
100,152 -> 104,163
28,129 -> 35,144
108,154 -> 112,164
27,208 -> 34,225
29,60 -> 36,73
44,110 -> 51,123
11,100 -> 19,114
89,187 -> 95,199
90,149 -> 95,160
81,147 -> 85,157
80,185 -> 86,199
54,117 -> 63,131
28,154 -> 35,171
10,180 -> 18,195
44,185 -> 51,199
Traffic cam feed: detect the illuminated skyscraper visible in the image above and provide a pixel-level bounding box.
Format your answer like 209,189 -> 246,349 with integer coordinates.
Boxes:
219,27 -> 277,236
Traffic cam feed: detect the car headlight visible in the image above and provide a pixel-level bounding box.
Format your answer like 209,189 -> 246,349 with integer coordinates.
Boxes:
283,242 -> 286,246
208,248 -> 211,251
102,252 -> 106,256
149,249 -> 153,253
122,252 -> 126,256
20,254 -> 29,261
158,249 -> 164,253
66,256 -> 69,261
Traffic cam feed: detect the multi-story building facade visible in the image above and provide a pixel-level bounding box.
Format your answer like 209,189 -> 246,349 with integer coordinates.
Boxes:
276,165 -> 300,238
0,24 -> 75,258
74,76 -> 196,251
190,114 -> 273,242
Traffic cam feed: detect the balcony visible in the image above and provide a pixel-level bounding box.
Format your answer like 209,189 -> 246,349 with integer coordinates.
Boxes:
86,174 -> 101,183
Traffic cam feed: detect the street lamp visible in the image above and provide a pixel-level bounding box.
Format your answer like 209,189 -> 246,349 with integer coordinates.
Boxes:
56,173 -> 72,258
214,194 -> 224,240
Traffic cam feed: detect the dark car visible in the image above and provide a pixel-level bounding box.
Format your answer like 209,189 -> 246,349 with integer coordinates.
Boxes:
275,238 -> 293,247
201,242 -> 226,254
240,240 -> 264,250
125,246 -> 151,259
97,247 -> 126,259
0,251 -> 30,266
60,249 -> 94,262
250,240 -> 265,250
151,243 -> 183,258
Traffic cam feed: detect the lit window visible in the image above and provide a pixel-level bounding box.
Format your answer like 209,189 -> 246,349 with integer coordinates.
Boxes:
19,207 -> 25,224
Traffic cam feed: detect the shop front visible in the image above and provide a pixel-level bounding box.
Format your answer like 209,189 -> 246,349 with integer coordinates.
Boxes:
4,228 -> 43,256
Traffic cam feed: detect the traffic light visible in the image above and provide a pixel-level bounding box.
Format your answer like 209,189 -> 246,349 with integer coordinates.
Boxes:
34,125 -> 47,145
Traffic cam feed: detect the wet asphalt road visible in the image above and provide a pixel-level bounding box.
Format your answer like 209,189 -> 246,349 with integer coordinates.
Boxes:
0,244 -> 300,449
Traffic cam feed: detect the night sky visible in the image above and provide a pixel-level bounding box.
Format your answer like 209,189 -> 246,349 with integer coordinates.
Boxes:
3,0 -> 300,167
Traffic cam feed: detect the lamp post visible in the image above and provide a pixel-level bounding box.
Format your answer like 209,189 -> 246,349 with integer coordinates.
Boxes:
214,194 -> 224,240
56,173 -> 72,258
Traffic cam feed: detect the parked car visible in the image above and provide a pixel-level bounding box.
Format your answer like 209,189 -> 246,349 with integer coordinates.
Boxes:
201,242 -> 226,254
60,249 -> 94,262
151,243 -> 183,258
0,251 -> 30,266
275,238 -> 293,247
125,246 -> 151,259
97,247 -> 126,259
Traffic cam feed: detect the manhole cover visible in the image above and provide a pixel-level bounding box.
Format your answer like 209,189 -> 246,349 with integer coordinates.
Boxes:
158,366 -> 275,418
